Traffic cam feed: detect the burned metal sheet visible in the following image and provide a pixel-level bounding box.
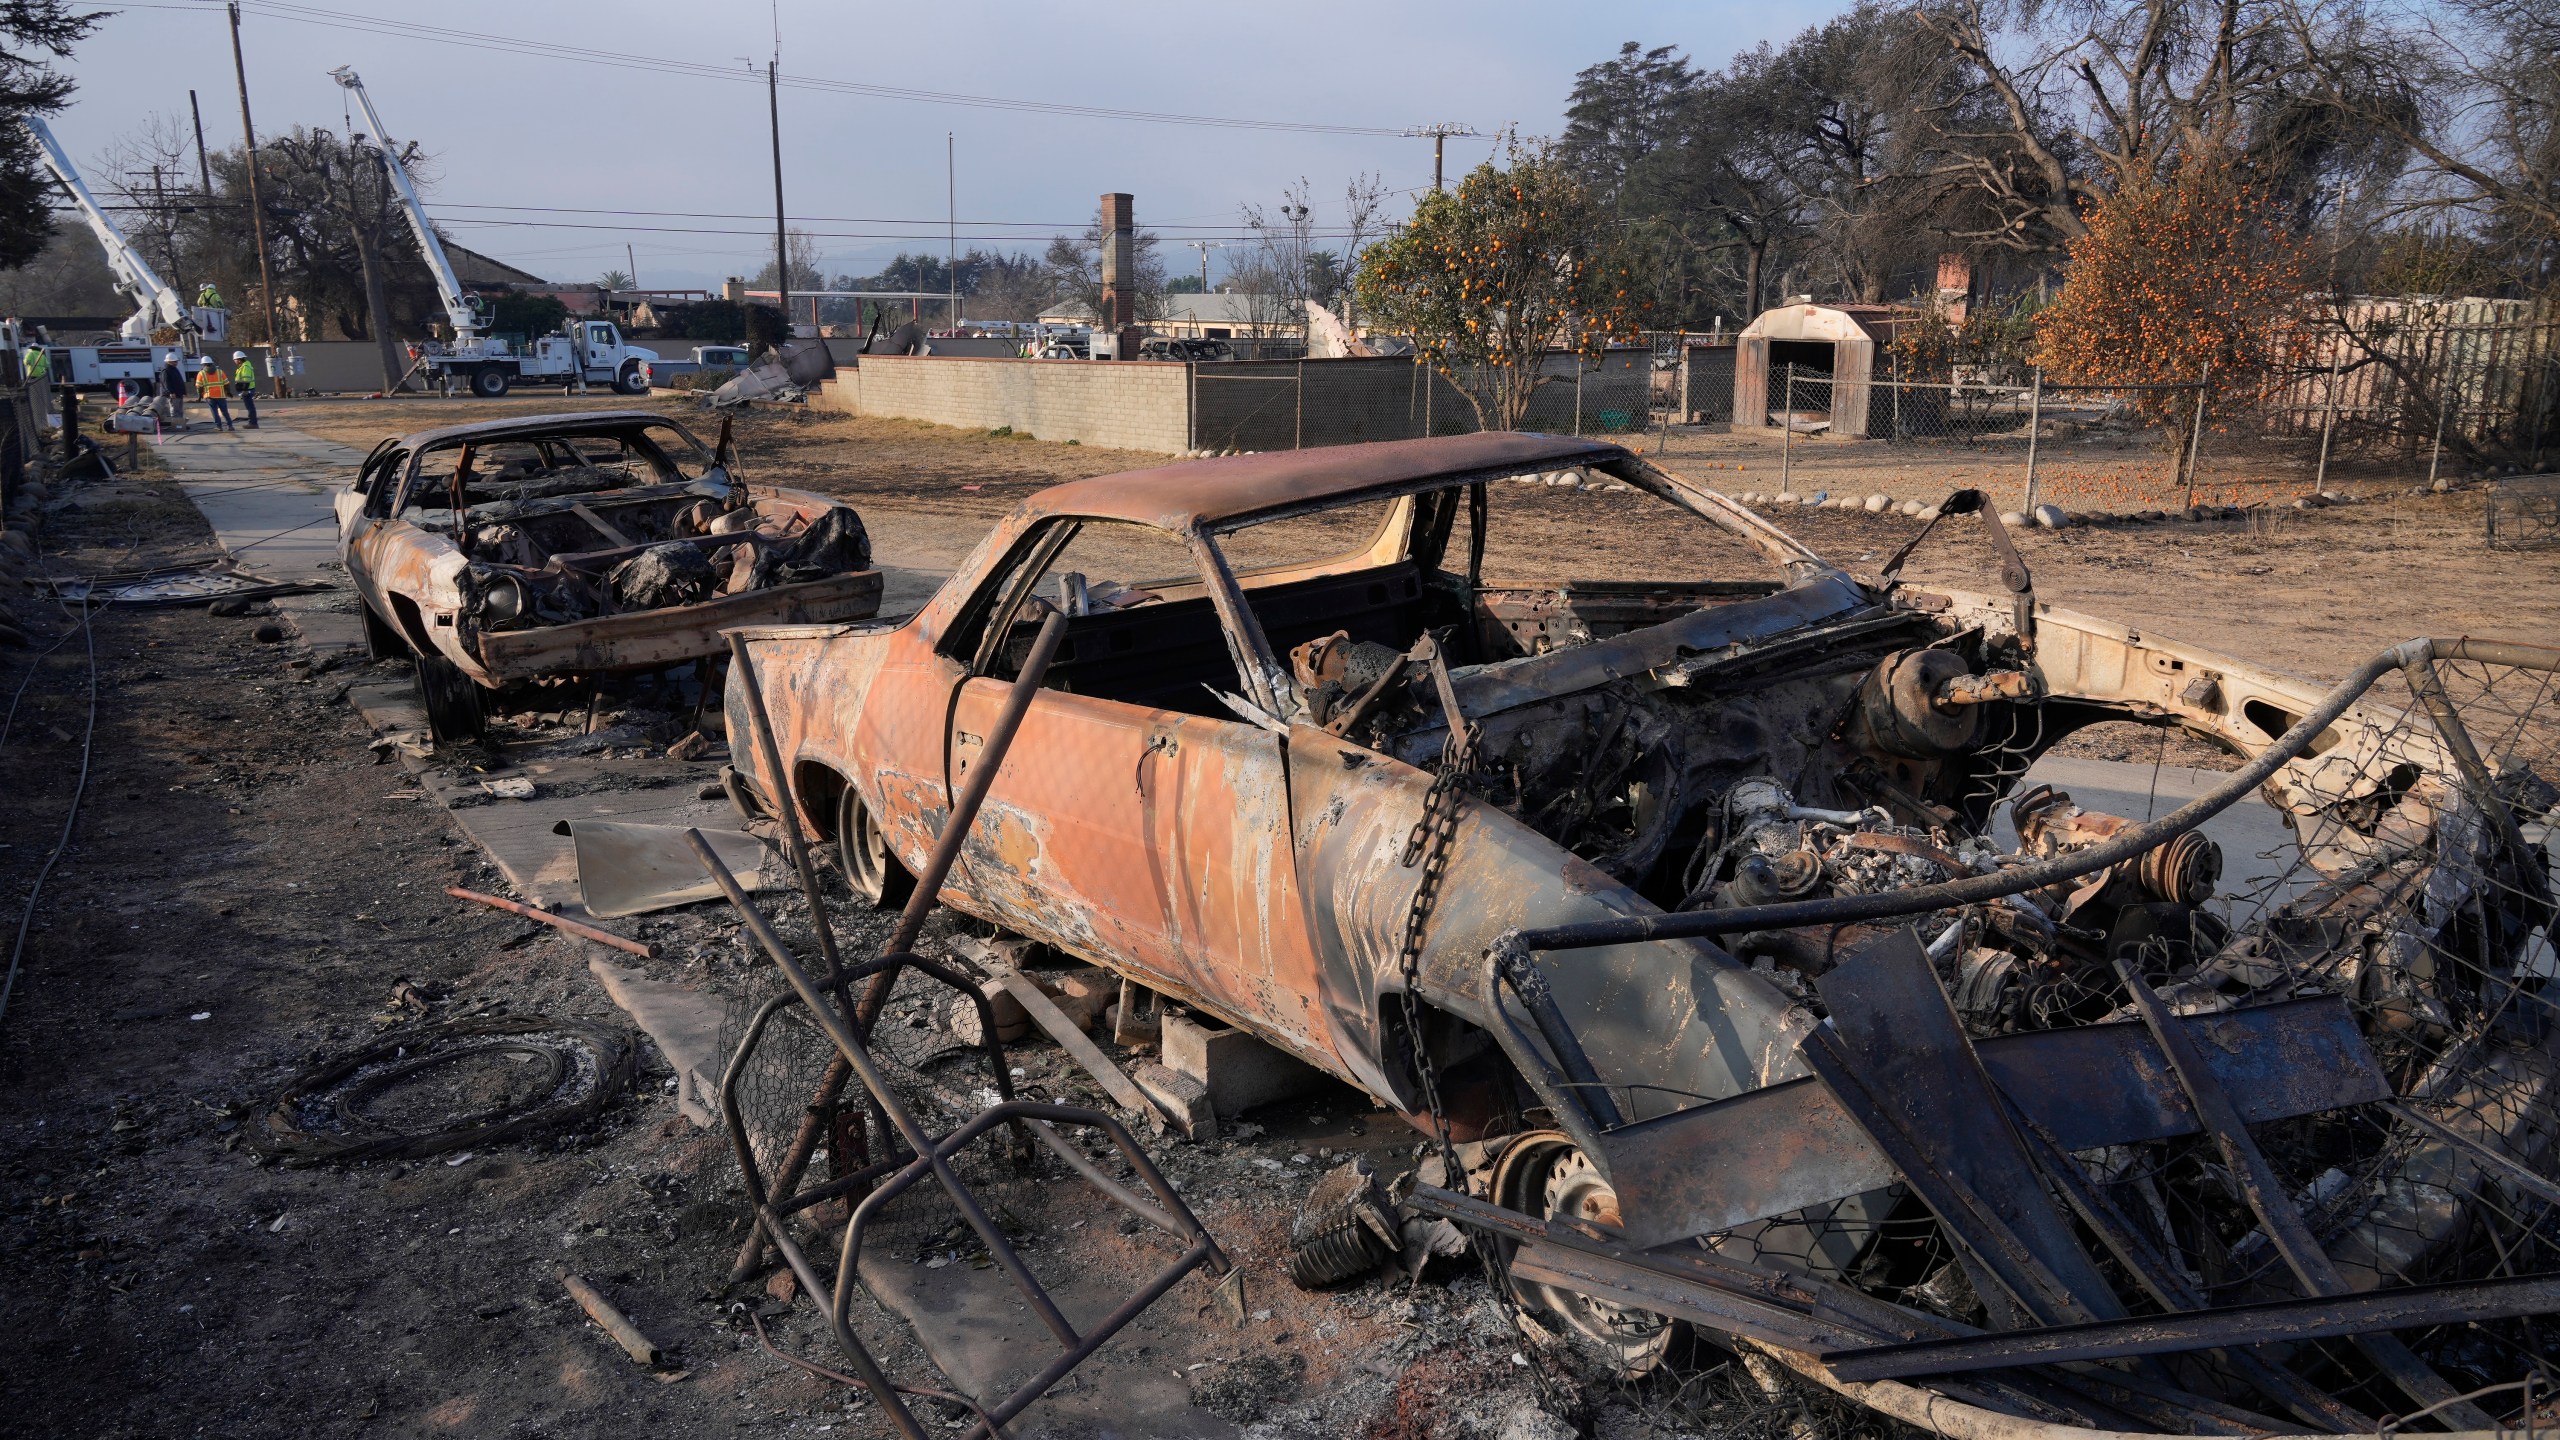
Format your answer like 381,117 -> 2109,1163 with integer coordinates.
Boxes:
1800,929 -> 2122,1325
1600,995 -> 2390,1248
570,820 -> 769,917
50,561 -> 329,607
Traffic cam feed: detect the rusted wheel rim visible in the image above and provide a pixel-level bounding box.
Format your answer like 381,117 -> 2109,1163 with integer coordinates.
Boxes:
1495,1133 -> 1676,1375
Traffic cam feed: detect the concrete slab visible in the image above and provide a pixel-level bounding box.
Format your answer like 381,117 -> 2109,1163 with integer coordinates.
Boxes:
588,957 -> 727,1125
857,1246 -> 1239,1439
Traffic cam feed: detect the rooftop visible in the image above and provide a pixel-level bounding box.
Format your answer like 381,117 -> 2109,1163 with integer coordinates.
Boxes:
1037,293 -> 1281,326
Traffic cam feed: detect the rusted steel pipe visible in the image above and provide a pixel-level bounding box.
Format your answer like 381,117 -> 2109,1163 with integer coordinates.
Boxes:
724,630 -> 843,979
1819,1272 -> 2560,1382
1494,637 -> 2559,959
559,1271 -> 661,1366
445,887 -> 651,957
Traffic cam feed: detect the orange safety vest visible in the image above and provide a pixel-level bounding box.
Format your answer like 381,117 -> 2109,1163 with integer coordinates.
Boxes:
197,369 -> 229,400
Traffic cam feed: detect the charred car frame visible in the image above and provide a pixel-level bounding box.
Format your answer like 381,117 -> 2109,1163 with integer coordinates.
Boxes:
338,410 -> 880,741
728,432 -> 2560,1434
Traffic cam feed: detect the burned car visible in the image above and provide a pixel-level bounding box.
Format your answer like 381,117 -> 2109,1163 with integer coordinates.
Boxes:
337,410 -> 879,740
728,433 -> 2559,1431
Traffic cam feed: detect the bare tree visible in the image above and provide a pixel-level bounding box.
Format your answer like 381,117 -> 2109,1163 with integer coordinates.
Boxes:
269,128 -> 420,389
1908,0 -> 2397,252
2279,0 -> 2557,286
91,114 -> 202,309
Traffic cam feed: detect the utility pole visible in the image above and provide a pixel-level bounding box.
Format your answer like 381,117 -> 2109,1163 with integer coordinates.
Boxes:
625,242 -> 638,291
1403,123 -> 1481,192
1182,240 -> 1224,293
767,59 -> 789,339
227,2 -> 284,377
187,90 -> 211,193
946,131 -> 957,331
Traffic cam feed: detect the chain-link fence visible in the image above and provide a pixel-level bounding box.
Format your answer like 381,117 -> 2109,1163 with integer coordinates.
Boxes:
1736,366 -> 2216,515
1186,354 -> 1666,454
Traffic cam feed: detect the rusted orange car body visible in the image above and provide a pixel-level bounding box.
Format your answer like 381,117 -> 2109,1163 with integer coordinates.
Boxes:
736,435 -> 1865,1111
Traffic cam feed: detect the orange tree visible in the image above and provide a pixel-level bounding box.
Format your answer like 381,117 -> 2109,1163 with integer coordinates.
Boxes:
1355,141 -> 1647,431
2032,158 -> 2310,426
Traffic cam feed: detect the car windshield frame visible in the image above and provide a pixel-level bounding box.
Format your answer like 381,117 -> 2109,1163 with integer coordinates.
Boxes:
389,421 -> 714,514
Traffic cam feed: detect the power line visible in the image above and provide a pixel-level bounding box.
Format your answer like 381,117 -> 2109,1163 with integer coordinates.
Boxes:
427,216 -> 1375,242
134,0 -> 1455,138
79,199 -> 1374,237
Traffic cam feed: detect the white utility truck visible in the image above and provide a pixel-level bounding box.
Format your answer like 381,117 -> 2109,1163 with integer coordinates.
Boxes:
20,115 -> 220,388
329,67 -> 655,398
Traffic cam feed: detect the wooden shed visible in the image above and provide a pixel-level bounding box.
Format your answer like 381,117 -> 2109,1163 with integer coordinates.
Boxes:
1731,303 -> 1918,438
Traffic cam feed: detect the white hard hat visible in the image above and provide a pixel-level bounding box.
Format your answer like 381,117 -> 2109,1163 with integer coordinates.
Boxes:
232,350 -> 247,359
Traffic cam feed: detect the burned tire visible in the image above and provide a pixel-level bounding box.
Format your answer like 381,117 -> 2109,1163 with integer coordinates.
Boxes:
361,600 -> 406,662
470,366 -> 510,398
836,784 -> 915,910
413,646 -> 486,744
614,362 -> 648,396
245,1014 -> 637,1165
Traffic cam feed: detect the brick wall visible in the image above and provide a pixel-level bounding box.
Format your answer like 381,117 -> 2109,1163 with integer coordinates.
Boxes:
817,355 -> 1193,453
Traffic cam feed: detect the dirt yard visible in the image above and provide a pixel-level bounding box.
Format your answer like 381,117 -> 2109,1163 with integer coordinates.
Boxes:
0,394 -> 2550,1438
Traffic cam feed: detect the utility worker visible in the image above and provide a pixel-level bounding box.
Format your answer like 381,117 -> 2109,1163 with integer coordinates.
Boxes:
196,281 -> 223,309
230,350 -> 260,430
20,337 -> 50,427
195,359 -> 233,431
158,355 -> 186,424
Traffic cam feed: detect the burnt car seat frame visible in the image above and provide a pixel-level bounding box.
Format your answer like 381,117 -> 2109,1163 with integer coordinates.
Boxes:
695,606 -> 1232,1440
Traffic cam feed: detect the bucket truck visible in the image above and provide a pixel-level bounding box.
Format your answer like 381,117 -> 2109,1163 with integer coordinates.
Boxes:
20,114 -> 221,389
329,68 -> 655,398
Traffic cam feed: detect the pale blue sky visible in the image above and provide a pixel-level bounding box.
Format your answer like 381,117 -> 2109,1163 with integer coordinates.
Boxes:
55,1 -> 1844,289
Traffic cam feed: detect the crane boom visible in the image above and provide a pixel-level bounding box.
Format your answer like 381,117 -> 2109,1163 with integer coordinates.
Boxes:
328,67 -> 482,347
21,114 -> 187,343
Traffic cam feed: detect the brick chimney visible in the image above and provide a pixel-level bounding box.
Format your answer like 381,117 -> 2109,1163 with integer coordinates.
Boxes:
1935,252 -> 1973,325
1098,193 -> 1135,333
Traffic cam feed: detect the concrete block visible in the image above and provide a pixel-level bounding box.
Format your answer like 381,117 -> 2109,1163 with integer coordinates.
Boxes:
1131,1061 -> 1214,1141
1162,1009 -> 1329,1118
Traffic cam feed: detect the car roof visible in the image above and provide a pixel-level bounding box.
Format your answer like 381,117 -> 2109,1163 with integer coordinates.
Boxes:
1026,431 -> 1634,530
389,410 -> 701,452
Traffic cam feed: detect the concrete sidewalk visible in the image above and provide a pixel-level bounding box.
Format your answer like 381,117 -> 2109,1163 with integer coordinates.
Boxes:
152,422 -> 369,658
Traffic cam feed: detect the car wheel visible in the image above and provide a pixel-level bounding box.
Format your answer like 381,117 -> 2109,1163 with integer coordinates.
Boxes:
836,784 -> 915,910
614,362 -> 648,396
1494,1133 -> 1676,1376
412,647 -> 486,744
470,366 -> 510,398
361,601 -> 406,662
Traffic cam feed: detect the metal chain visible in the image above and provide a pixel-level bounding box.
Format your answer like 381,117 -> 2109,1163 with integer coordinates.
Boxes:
1394,732 -> 1575,1417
